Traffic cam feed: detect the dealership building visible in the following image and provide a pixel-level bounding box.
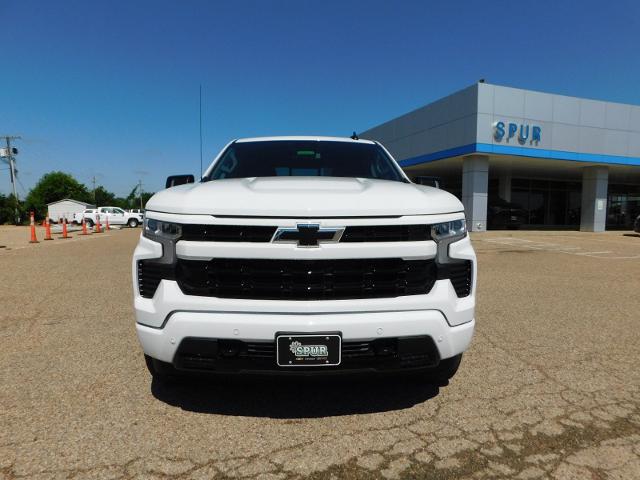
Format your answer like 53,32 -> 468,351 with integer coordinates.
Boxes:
361,82 -> 640,231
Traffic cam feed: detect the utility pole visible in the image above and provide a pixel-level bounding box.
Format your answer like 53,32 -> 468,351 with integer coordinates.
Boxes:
199,84 -> 203,179
1,135 -> 21,224
138,179 -> 143,210
92,175 -> 96,204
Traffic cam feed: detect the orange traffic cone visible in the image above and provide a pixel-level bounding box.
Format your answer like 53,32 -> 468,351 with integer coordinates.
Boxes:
80,217 -> 89,235
95,215 -> 102,233
44,214 -> 53,241
105,216 -> 110,231
29,211 -> 39,243
61,217 -> 71,239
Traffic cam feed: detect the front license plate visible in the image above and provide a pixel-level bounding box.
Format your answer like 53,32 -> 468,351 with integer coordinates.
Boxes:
276,334 -> 341,367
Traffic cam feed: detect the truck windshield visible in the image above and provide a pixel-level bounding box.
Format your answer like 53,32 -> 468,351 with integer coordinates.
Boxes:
204,141 -> 406,182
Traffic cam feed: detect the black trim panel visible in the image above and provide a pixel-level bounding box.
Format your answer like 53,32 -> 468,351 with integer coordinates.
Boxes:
174,336 -> 440,373
175,258 -> 438,301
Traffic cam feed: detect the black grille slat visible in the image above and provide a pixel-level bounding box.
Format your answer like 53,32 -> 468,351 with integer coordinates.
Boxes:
342,342 -> 375,358
244,342 -> 276,358
437,261 -> 472,298
176,258 -> 437,300
178,224 -> 431,243
181,224 -> 277,242
137,261 -> 175,298
341,224 -> 430,242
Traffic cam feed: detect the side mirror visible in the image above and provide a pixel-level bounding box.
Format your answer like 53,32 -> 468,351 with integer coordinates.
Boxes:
166,174 -> 195,188
414,176 -> 442,189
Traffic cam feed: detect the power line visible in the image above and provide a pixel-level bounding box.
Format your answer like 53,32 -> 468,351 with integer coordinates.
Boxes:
16,176 -> 28,194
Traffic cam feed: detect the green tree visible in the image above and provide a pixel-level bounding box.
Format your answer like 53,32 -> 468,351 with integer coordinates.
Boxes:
0,193 -> 24,224
141,191 -> 154,209
94,185 -> 116,206
113,197 -> 129,209
25,171 -> 92,219
125,186 -> 154,210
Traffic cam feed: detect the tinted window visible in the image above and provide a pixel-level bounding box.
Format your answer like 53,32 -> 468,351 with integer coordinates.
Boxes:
205,141 -> 405,182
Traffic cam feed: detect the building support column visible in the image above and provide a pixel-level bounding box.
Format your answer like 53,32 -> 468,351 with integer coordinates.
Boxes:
498,172 -> 512,202
462,155 -> 489,232
580,166 -> 608,232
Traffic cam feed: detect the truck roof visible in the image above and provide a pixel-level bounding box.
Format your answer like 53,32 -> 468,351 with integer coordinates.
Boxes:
234,136 -> 375,144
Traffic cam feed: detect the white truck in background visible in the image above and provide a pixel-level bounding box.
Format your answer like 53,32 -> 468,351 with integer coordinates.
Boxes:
74,206 -> 143,228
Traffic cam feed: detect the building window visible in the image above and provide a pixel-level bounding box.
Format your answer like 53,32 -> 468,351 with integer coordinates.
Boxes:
489,179 -> 581,229
607,184 -> 640,229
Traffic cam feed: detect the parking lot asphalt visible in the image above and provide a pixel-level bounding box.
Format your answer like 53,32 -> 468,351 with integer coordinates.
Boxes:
1,228 -> 639,479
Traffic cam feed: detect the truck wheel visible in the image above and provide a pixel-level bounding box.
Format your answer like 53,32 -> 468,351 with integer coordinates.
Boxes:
144,355 -> 177,382
127,218 -> 139,228
85,219 -> 94,228
423,354 -> 463,385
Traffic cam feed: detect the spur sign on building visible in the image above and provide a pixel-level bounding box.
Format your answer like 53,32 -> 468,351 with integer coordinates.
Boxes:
493,121 -> 541,145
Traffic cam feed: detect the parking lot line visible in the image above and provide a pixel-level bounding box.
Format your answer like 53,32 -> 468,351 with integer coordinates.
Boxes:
477,234 -> 640,259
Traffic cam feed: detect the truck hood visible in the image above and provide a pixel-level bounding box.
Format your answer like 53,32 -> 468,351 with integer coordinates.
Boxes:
146,177 -> 463,217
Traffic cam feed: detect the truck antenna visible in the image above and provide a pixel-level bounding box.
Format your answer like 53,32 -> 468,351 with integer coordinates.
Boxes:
350,131 -> 359,140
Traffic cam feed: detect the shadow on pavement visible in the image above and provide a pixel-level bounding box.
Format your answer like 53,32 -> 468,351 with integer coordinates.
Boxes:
622,233 -> 640,238
151,374 -> 441,418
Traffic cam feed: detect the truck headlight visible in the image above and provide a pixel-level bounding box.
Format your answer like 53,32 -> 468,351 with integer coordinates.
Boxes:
431,219 -> 467,243
143,218 -> 182,240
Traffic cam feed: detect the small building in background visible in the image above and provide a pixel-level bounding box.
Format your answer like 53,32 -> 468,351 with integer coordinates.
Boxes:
47,199 -> 95,222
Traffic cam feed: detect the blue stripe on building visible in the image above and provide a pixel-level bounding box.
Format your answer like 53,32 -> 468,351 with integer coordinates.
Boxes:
399,143 -> 640,168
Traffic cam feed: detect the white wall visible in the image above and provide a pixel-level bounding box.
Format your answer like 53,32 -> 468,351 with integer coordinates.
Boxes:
47,201 -> 89,222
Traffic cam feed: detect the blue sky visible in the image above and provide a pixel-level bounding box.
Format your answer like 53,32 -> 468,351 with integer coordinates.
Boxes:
1,0 -> 639,197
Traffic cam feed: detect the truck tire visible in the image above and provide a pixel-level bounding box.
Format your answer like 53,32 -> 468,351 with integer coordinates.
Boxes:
144,355 -> 177,382
423,354 -> 463,385
85,219 -> 94,228
127,218 -> 139,228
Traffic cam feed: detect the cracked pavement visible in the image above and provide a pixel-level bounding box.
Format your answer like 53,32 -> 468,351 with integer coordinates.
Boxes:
1,229 -> 639,479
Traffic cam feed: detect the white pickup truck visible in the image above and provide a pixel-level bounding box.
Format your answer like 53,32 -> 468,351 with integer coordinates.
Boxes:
75,206 -> 143,228
133,136 -> 476,382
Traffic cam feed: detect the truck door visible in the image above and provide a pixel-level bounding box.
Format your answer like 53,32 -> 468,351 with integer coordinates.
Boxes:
111,207 -> 126,225
98,207 -> 110,226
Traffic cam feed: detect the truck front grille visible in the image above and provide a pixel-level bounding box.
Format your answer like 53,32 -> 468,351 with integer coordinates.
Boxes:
175,258 -> 437,300
137,258 -> 472,300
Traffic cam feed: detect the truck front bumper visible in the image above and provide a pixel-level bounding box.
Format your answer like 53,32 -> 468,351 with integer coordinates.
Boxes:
137,305 -> 474,373
133,232 -> 476,374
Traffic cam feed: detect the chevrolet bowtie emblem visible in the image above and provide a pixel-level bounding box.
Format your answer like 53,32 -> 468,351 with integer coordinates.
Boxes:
272,224 -> 344,247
